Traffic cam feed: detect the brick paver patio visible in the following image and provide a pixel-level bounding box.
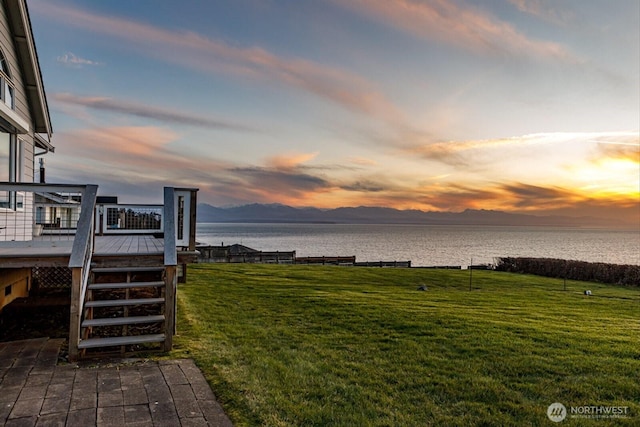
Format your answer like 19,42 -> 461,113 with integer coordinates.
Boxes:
0,338 -> 232,426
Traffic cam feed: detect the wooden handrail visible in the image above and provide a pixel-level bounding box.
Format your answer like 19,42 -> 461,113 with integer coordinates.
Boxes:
67,184 -> 98,362
69,185 -> 98,268
0,182 -> 87,192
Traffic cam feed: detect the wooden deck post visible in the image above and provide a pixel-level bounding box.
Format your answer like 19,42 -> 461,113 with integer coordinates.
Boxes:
179,264 -> 187,283
188,189 -> 197,251
164,265 -> 177,351
163,187 -> 178,352
68,267 -> 82,362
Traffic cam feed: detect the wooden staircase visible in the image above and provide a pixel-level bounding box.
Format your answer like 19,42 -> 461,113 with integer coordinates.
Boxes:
78,266 -> 170,356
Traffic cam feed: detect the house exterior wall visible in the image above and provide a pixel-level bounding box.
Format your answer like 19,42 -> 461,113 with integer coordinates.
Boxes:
0,0 -> 38,241
0,2 -> 35,139
0,2 -> 35,135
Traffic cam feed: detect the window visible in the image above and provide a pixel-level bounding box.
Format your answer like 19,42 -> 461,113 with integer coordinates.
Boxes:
0,50 -> 9,75
11,137 -> 24,182
0,132 -> 8,181
0,49 -> 14,109
0,132 -> 23,209
1,132 -> 22,181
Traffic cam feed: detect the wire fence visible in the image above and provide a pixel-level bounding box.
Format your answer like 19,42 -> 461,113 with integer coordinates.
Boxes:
96,204 -> 163,234
0,187 -> 83,242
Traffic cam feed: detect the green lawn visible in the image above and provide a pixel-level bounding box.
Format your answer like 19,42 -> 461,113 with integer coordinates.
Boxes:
171,264 -> 640,426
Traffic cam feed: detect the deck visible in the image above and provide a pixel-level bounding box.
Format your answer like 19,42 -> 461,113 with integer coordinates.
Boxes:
95,235 -> 164,255
0,235 -> 196,268
0,184 -> 199,360
0,235 -> 164,257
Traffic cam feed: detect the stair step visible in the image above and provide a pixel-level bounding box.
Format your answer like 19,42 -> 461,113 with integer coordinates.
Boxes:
88,281 -> 165,290
78,334 -> 166,349
82,315 -> 165,327
91,266 -> 165,274
85,298 -> 165,308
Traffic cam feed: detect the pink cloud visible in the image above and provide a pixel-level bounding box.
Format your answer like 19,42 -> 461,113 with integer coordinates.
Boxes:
32,2 -> 403,125
51,92 -> 258,132
61,126 -> 177,157
51,126 -> 227,186
507,0 -> 574,25
333,0 -> 576,61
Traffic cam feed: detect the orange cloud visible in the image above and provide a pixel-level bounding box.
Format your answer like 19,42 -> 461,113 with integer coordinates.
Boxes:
592,140 -> 640,164
333,0 -> 576,61
348,157 -> 378,167
405,131 -> 640,165
48,125 -> 333,205
330,179 -> 639,223
265,152 -> 319,169
403,133 -> 548,167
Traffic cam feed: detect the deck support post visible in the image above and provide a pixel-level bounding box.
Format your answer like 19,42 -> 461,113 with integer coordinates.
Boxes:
69,267 -> 82,362
163,187 -> 178,352
164,265 -> 177,351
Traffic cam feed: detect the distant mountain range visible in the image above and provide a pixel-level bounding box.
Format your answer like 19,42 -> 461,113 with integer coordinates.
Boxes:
197,203 -> 629,228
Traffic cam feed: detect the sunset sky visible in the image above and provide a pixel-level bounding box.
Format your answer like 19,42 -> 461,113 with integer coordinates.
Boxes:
28,0 -> 639,223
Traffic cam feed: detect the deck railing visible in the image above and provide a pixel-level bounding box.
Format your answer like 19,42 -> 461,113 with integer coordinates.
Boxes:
0,182 -> 97,360
171,188 -> 198,250
94,192 -> 197,242
0,183 -> 197,247
163,187 -> 177,349
160,187 -> 197,348
95,203 -> 163,235
68,185 -> 98,361
0,182 -> 86,242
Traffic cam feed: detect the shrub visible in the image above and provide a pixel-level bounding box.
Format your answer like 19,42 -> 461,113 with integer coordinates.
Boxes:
494,257 -> 640,287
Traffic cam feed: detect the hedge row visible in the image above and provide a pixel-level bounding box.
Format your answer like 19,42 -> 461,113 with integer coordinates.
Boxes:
494,257 -> 640,287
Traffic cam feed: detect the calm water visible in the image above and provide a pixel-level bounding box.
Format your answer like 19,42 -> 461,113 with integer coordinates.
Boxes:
196,223 -> 640,267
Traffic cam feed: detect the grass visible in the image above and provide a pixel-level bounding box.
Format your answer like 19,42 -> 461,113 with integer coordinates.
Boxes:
170,264 -> 640,426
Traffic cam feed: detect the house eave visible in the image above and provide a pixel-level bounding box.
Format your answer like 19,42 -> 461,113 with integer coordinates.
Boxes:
5,0 -> 53,142
35,133 -> 54,152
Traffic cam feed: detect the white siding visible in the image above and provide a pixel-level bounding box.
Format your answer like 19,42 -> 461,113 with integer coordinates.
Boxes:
0,2 -> 38,241
0,4 -> 32,132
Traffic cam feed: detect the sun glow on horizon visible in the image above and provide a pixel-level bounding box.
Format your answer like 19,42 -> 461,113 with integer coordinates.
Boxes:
569,157 -> 640,198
